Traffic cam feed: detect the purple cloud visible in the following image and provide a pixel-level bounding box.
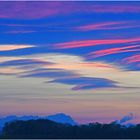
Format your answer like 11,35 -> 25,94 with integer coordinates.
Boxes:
50,77 -> 118,90
0,59 -> 52,67
0,2 -> 140,19
20,68 -> 118,90
20,68 -> 79,79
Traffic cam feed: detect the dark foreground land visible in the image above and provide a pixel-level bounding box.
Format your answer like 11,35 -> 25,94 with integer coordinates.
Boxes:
1,119 -> 140,139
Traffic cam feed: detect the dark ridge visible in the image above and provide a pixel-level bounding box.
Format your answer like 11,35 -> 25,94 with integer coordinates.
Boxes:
1,118 -> 140,139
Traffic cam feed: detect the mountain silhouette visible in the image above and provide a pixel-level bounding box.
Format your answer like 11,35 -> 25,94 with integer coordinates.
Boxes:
0,113 -> 77,131
47,113 -> 77,126
0,115 -> 40,132
0,113 -> 136,133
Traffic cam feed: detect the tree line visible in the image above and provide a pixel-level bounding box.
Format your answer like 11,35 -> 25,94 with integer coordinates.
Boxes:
1,119 -> 140,139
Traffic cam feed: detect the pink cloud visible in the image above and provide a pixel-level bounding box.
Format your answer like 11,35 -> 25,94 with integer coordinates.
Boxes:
2,21 -> 140,34
75,21 -> 140,31
79,62 -> 114,69
122,54 -> 140,64
54,38 -> 140,49
87,45 -> 140,59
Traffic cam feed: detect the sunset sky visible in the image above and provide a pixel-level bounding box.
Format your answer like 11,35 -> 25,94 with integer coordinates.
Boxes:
0,1 -> 140,124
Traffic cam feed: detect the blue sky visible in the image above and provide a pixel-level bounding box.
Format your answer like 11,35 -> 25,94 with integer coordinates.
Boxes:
0,1 -> 140,123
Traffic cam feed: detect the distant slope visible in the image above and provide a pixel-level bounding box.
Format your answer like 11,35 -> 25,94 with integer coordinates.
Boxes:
0,115 -> 39,132
0,113 -> 77,131
2,119 -> 66,138
47,113 -> 77,126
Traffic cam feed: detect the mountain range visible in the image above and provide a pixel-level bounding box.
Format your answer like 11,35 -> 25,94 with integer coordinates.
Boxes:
0,113 -> 136,132
0,113 -> 77,132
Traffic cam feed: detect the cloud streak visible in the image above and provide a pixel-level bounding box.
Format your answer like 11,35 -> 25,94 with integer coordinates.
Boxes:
87,44 -> 140,59
21,67 -> 119,90
54,38 -> 140,49
75,21 -> 140,31
116,113 -> 134,124
50,77 -> 118,90
5,30 -> 37,34
0,59 -> 52,67
122,54 -> 140,64
0,45 -> 34,51
0,2 -> 140,19
21,68 -> 78,79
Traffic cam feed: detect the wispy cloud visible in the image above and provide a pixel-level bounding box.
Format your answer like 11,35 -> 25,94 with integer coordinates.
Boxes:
54,38 -> 140,49
20,67 -> 119,90
0,2 -> 140,19
87,44 -> 140,59
10,53 -> 138,91
3,20 -> 140,34
75,21 -> 140,31
116,113 -> 134,124
122,54 -> 140,64
49,77 -> 118,90
5,30 -> 37,34
0,45 -> 34,51
0,59 -> 51,67
21,68 -> 78,79
0,67 -> 23,75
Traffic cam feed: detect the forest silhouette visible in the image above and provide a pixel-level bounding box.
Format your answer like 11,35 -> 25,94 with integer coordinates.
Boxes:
1,118 -> 140,139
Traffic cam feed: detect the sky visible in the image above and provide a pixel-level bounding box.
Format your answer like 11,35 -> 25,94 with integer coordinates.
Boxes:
0,1 -> 140,124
